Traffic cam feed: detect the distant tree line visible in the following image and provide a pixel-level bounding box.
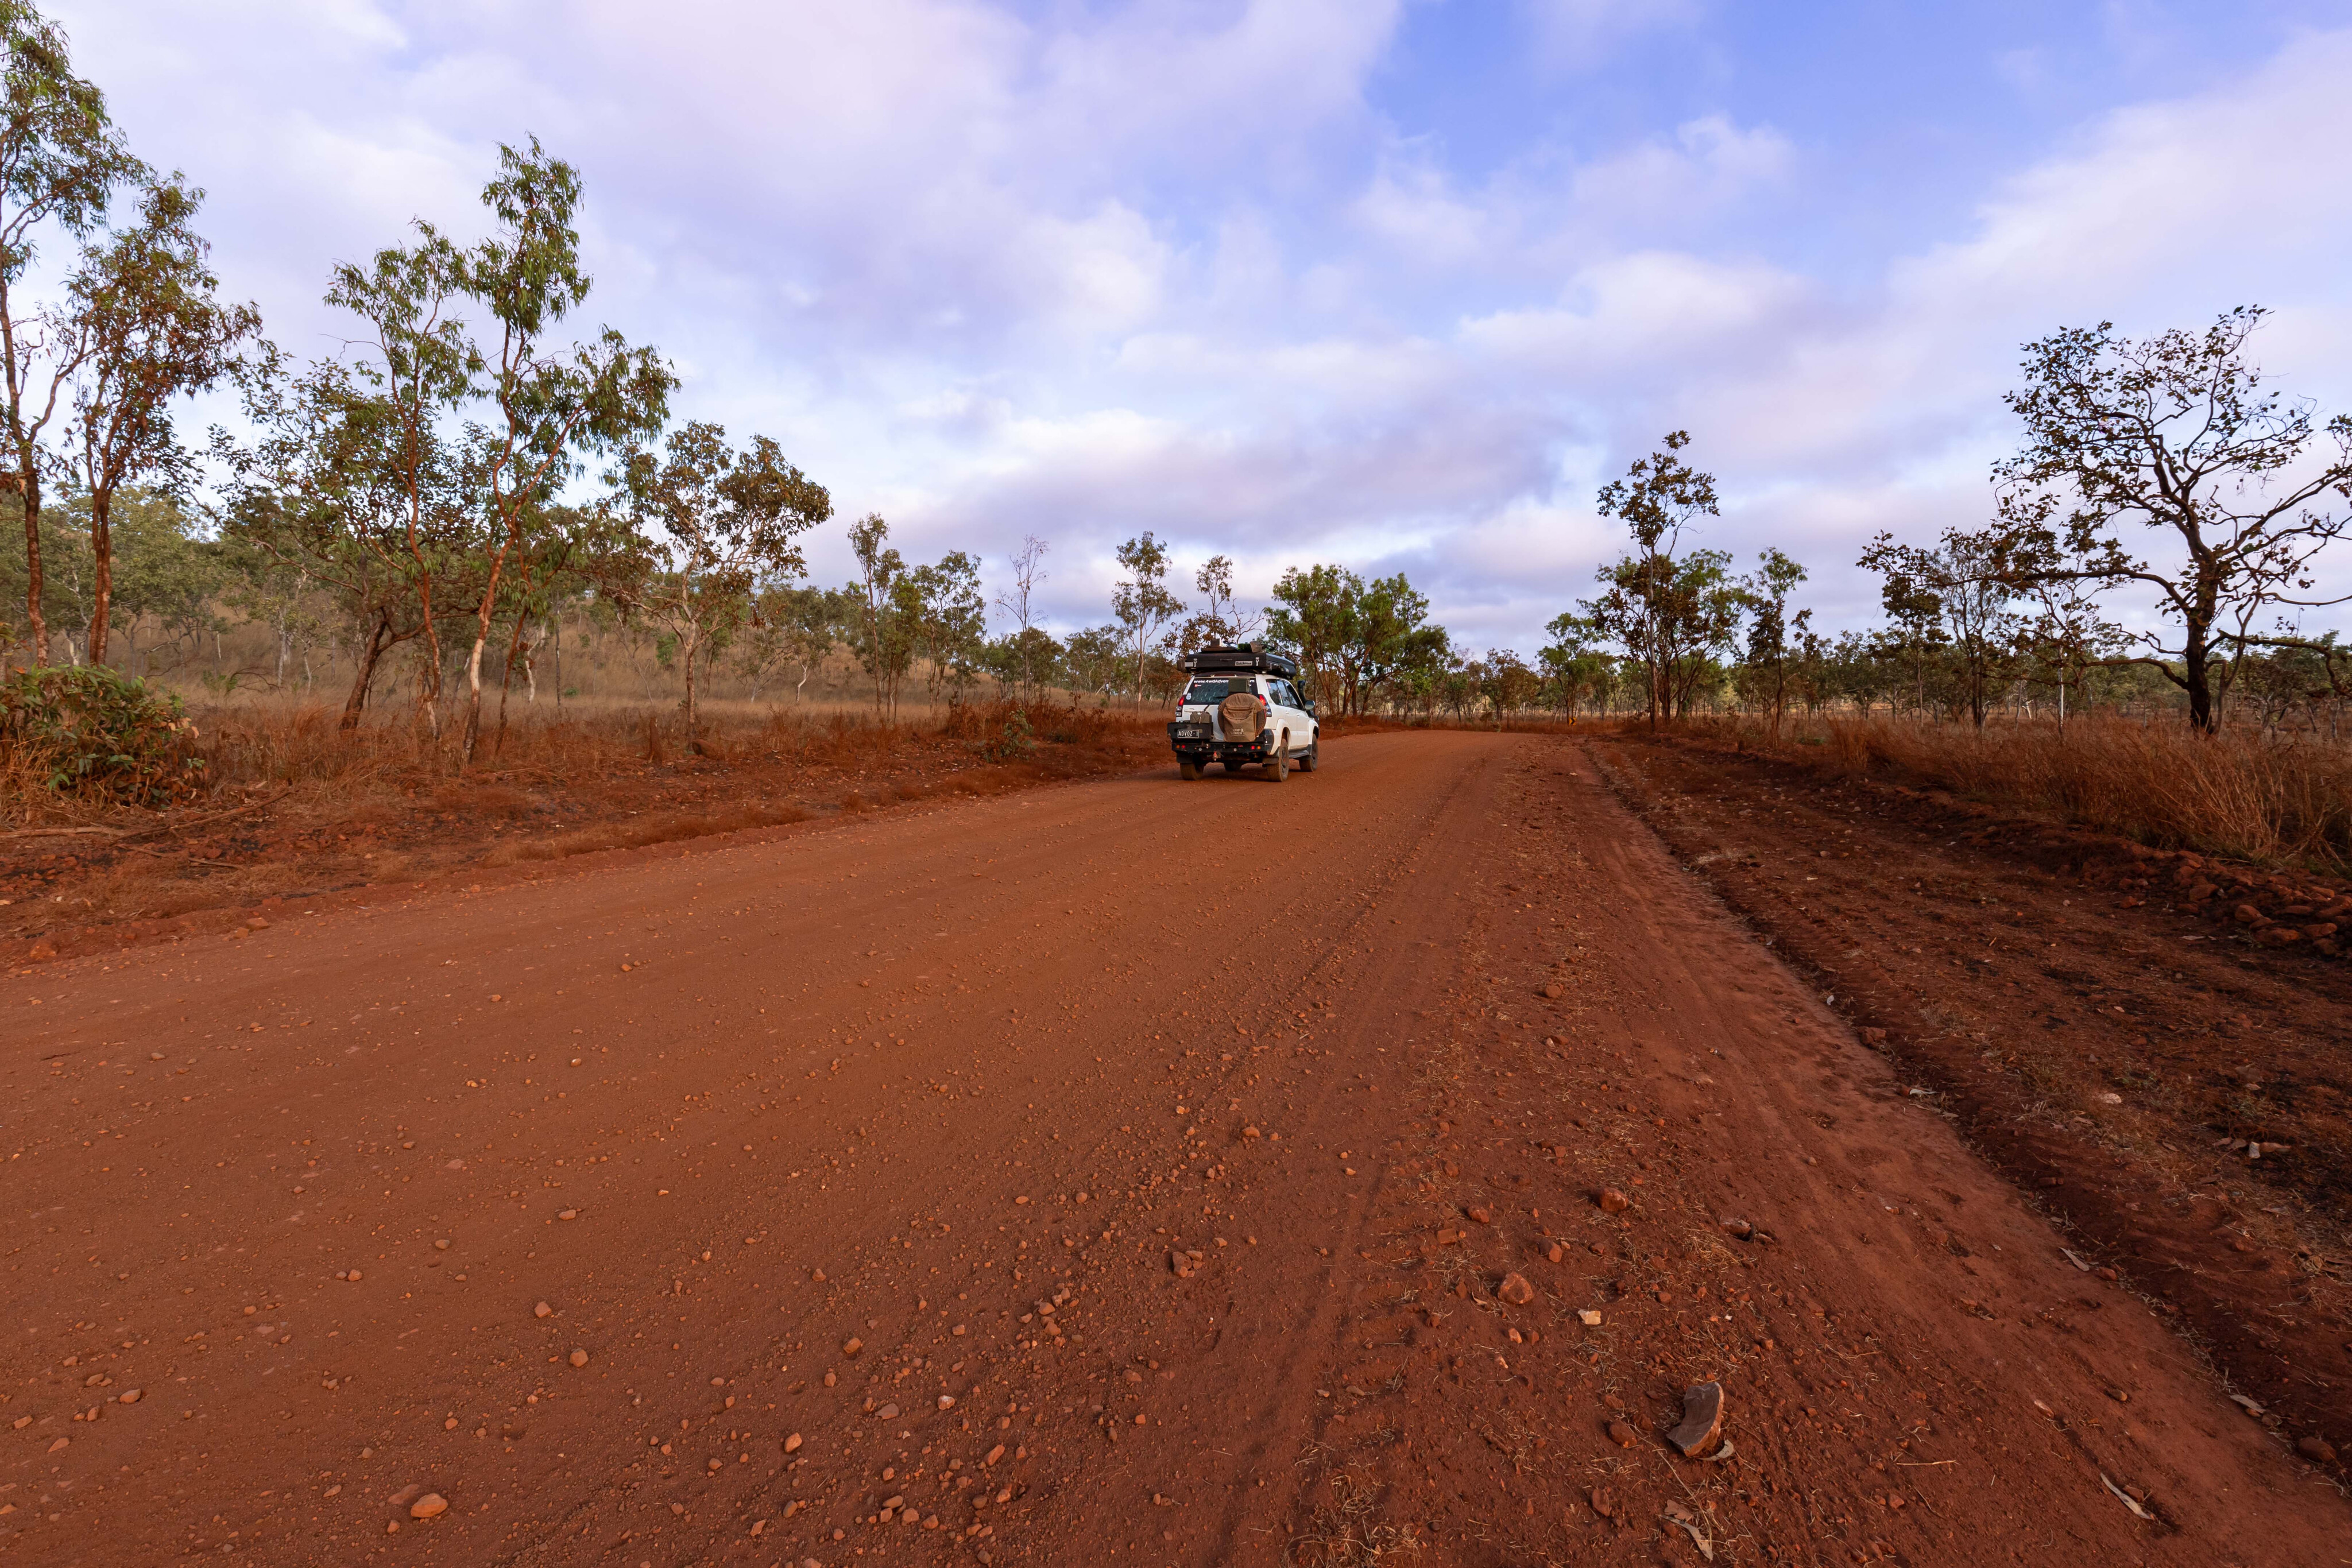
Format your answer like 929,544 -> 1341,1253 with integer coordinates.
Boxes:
1552,307 -> 2352,737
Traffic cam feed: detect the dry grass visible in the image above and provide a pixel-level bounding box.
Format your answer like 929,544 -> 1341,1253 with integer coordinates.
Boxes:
4,693 -> 1170,946
1682,713 -> 2352,875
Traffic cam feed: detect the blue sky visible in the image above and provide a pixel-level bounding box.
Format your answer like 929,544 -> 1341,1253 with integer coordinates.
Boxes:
50,0 -> 2352,653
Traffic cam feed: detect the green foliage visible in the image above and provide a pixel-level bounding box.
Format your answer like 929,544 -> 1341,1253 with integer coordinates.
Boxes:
1585,431 -> 1744,724
980,705 -> 1036,761
1265,563 -> 1448,715
1111,533 -> 1183,695
1,663 -> 203,804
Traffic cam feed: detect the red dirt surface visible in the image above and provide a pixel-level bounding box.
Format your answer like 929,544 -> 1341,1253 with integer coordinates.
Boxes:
1593,731 -> 2352,1480
0,706 -> 1165,965
3,731 -> 2341,1567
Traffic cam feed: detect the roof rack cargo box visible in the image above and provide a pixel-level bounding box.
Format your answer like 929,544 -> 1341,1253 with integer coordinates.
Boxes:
1179,643 -> 1299,679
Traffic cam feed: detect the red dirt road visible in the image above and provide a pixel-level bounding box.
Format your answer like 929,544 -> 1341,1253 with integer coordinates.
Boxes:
4,733 -> 2340,1567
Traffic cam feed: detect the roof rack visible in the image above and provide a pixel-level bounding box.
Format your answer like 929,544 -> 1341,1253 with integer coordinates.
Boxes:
1179,643 -> 1299,679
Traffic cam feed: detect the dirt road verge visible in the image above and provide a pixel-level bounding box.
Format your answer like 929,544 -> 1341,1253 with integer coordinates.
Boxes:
1593,729 -> 2352,1478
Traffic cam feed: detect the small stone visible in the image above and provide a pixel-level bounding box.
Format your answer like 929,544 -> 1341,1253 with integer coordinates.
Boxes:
1546,1242 -> 1565,1263
986,1443 -> 1005,1466
410,1493 -> 448,1520
1589,1485 -> 1616,1518
47,1436 -> 68,1453
1607,1420 -> 1637,1447
1542,982 -> 1565,1000
434,1239 -> 450,1250
1721,1218 -> 1754,1241
823,1371 -> 837,1388
534,1302 -> 552,1318
844,1337 -> 864,1357
1596,1188 -> 1630,1214
557,1209 -> 578,1221
1665,1381 -> 1726,1457
1465,1206 -> 1492,1225
938,1395 -> 956,1410
878,1403 -> 899,1420
1498,1272 -> 1535,1306
784,1433 -> 803,1453
1577,1309 -> 1602,1327
388,1485 -> 422,1508
2298,1435 -> 2338,1464
117,1388 -> 140,1404
246,916 -> 270,931
568,1349 -> 589,1368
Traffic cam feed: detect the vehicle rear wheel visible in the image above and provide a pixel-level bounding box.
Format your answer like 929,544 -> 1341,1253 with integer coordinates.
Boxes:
1268,738 -> 1290,782
1178,759 -> 1202,781
1296,744 -> 1317,773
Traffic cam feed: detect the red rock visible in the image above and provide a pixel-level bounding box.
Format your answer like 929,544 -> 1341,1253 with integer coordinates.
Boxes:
1596,1188 -> 1630,1214
1665,1381 -> 1726,1457
1465,1206 -> 1492,1225
1606,1420 -> 1637,1448
2297,1435 -> 2338,1464
1498,1272 -> 1534,1306
409,1494 -> 448,1520
843,1337 -> 863,1357
1589,1485 -> 1616,1517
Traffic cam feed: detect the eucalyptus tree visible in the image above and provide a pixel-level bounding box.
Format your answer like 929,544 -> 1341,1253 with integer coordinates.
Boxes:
599,420 -> 830,734
1588,431 -> 1735,727
61,176 -> 259,665
993,534 -> 1048,699
451,138 -> 674,759
222,357 -> 474,730
846,512 -> 911,719
1738,548 -> 1808,738
1266,562 -> 1349,702
320,219 -> 473,730
1112,532 -> 1181,697
0,0 -> 138,662
908,549 -> 985,703
1177,552 -> 1259,652
1991,307 -> 2352,730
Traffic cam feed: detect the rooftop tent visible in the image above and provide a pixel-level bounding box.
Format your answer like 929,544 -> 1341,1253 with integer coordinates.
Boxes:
1179,642 -> 1299,680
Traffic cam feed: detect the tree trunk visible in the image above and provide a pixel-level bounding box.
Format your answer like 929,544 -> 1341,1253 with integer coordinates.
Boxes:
2185,619 -> 2215,731
87,489 -> 113,667
17,471 -> 47,664
341,612 -> 395,731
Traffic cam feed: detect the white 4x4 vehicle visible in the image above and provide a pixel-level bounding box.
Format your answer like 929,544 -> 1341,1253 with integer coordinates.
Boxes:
1166,644 -> 1320,782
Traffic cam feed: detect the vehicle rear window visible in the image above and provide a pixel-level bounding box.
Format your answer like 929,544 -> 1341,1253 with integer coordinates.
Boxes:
1183,678 -> 1252,704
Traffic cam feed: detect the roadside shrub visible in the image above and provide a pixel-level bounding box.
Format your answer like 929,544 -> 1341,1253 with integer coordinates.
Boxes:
1,665 -> 207,808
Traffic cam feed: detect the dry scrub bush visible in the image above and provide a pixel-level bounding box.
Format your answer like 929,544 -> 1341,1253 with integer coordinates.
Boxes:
1695,713 -> 2352,874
